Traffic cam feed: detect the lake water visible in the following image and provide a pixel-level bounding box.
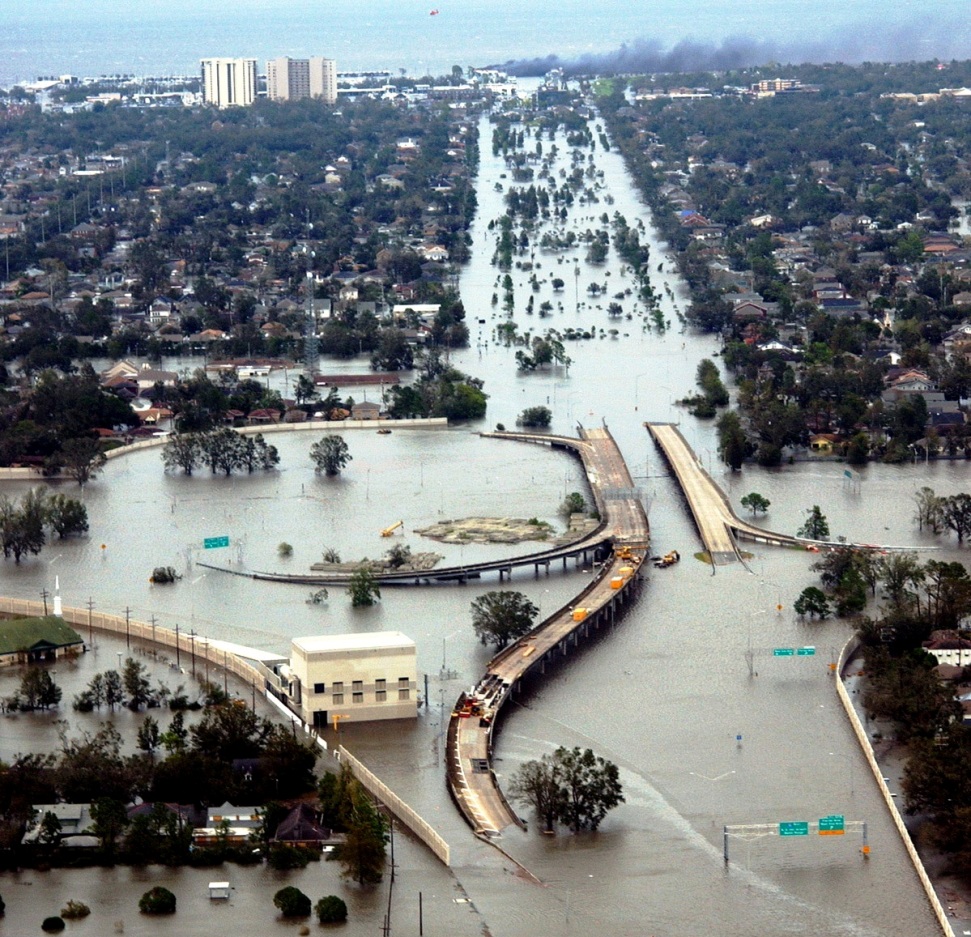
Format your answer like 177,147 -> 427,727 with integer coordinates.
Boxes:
3,0 -> 970,85
1,100 -> 961,934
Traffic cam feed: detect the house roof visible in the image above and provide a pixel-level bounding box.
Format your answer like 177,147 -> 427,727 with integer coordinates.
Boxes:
274,803 -> 331,843
0,617 -> 83,656
293,631 -> 415,654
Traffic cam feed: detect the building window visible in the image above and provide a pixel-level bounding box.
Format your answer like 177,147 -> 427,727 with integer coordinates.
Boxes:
332,681 -> 343,693
353,692 -> 364,704
333,693 -> 344,704
376,690 -> 387,702
352,680 -> 363,691
398,688 -> 410,700
313,682 -> 325,694
398,677 -> 409,687
376,678 -> 386,691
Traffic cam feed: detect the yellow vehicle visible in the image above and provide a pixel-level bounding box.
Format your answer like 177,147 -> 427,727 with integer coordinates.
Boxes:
381,520 -> 404,537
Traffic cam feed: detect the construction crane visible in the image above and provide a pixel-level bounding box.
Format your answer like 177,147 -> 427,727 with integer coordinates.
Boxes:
381,520 -> 404,537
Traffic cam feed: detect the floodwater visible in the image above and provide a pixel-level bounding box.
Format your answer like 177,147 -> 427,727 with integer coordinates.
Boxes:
1,102 -> 963,936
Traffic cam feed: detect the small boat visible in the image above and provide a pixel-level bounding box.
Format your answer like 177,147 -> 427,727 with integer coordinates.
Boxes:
376,428 -> 392,435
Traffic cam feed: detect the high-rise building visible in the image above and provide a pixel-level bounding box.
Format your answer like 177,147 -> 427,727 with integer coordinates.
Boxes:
266,56 -> 337,104
200,58 -> 258,108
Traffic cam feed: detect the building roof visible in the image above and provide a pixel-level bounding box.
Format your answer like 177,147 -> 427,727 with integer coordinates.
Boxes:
0,617 -> 83,656
292,631 -> 415,654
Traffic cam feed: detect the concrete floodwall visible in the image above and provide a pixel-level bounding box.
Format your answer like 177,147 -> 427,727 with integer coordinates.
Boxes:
337,744 -> 450,867
835,634 -> 954,937
0,596 -> 266,695
0,418 -> 450,480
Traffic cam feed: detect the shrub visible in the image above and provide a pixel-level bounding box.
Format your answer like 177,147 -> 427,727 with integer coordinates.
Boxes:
139,886 -> 176,914
316,895 -> 348,924
278,542 -> 293,558
41,917 -> 65,932
274,886 -> 311,918
60,900 -> 90,919
150,566 -> 179,584
268,843 -> 316,870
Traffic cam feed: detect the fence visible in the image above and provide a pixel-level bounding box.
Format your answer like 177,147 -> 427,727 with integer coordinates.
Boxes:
835,634 -> 954,937
337,745 -> 450,867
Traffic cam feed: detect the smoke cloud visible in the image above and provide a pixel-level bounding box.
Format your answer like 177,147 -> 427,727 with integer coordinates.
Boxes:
494,23 -> 969,76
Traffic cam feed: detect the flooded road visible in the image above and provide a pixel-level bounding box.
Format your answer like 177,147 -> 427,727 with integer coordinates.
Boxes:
0,103 -> 961,935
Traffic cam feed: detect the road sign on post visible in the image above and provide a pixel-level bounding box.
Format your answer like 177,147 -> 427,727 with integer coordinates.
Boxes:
773,648 -> 795,657
796,646 -> 816,656
819,815 -> 845,835
779,821 -> 809,837
203,536 -> 230,549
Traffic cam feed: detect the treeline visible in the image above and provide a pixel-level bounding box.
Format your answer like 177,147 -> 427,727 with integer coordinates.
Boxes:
161,428 -> 279,476
0,488 -> 88,563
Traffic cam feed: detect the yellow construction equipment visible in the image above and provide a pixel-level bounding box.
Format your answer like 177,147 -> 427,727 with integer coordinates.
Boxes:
381,520 -> 404,537
614,545 -> 634,560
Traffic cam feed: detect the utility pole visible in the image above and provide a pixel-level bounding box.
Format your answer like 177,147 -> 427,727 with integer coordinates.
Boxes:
39,588 -> 49,616
125,606 -> 131,649
189,629 -> 196,677
86,597 -> 95,643
174,623 -> 180,668
150,615 -> 157,653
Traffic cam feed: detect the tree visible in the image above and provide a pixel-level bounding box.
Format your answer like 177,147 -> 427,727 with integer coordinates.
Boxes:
333,789 -> 388,886
740,492 -> 770,517
45,494 -> 88,539
90,797 -> 128,854
797,505 -> 830,541
274,886 -> 311,917
103,669 -> 124,710
938,493 -> 971,544
137,716 -> 161,761
508,754 -> 564,832
316,895 -> 348,924
161,434 -> 200,475
198,427 -> 246,475
517,405 -> 552,428
913,486 -> 941,533
60,437 -> 106,486
0,489 -> 47,563
470,591 -> 538,649
310,434 -> 352,476
717,410 -> 748,471
794,586 -> 831,619
15,668 -> 61,711
555,746 -> 625,832
139,886 -> 176,915
348,566 -> 381,607
123,658 -> 152,710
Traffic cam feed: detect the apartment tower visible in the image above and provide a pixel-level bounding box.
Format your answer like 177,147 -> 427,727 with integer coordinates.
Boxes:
200,58 -> 258,108
266,57 -> 337,104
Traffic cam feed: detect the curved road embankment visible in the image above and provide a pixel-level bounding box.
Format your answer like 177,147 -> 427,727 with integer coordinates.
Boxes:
446,426 -> 650,836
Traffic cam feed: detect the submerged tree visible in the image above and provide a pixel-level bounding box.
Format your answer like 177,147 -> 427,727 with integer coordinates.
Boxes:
470,591 -> 538,649
310,434 -> 352,476
797,505 -> 830,541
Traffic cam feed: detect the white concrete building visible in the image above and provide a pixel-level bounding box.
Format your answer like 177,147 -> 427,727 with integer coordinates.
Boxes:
201,58 -> 258,108
266,56 -> 337,104
288,631 -> 417,727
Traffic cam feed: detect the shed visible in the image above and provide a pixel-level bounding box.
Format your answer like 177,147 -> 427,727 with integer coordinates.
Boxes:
209,882 -> 230,900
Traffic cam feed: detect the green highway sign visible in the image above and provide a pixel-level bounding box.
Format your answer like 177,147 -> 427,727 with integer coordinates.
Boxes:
796,646 -> 816,656
779,821 -> 809,837
204,536 -> 230,549
773,648 -> 795,657
819,815 -> 845,835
